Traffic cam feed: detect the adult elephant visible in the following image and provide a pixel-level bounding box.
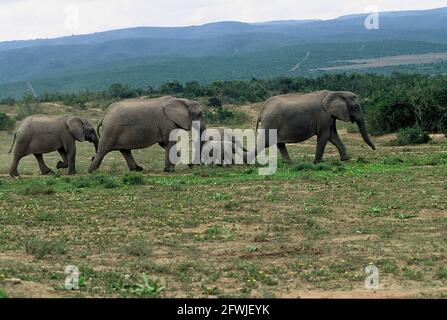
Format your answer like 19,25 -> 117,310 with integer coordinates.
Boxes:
89,96 -> 206,173
9,115 -> 98,177
248,90 -> 375,163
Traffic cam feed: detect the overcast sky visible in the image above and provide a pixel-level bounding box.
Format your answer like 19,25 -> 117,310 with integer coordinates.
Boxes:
0,0 -> 445,41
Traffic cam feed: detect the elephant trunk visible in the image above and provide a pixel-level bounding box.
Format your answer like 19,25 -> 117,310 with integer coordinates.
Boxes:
357,120 -> 376,150
93,138 -> 99,154
198,120 -> 207,163
90,136 -> 99,162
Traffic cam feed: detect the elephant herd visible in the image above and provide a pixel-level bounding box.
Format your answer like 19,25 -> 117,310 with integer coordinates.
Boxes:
7,90 -> 376,177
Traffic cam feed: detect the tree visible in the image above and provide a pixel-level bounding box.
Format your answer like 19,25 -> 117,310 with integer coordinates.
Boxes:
107,83 -> 136,99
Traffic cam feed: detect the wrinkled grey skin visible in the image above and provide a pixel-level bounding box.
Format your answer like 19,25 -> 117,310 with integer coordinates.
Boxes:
202,140 -> 241,165
214,128 -> 247,153
247,90 -> 375,163
89,96 -> 206,173
202,128 -> 247,165
9,115 -> 99,177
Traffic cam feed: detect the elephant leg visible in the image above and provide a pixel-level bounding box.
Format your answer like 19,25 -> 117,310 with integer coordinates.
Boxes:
56,148 -> 68,169
66,148 -> 76,175
163,140 -> 177,172
34,154 -> 53,175
329,129 -> 350,161
120,149 -> 143,172
314,132 -> 330,163
9,154 -> 23,177
278,143 -> 292,163
88,146 -> 111,173
246,130 -> 270,164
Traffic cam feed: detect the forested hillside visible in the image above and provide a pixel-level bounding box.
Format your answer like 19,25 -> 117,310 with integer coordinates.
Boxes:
0,7 -> 446,98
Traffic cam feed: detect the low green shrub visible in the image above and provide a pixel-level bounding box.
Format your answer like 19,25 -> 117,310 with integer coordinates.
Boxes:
125,237 -> 153,257
0,288 -> 8,298
70,174 -> 120,189
25,237 -> 67,259
205,108 -> 249,125
16,103 -> 43,120
21,184 -> 55,195
122,172 -> 145,185
393,127 -> 431,145
0,112 -> 15,130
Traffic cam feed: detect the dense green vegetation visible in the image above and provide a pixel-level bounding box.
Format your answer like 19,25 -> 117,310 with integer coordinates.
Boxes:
3,73 -> 446,137
1,39 -> 447,99
1,8 -> 446,99
0,113 -> 15,130
392,127 -> 432,146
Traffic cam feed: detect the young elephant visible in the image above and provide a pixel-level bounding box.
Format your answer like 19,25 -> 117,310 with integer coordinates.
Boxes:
201,128 -> 247,165
9,115 -> 99,177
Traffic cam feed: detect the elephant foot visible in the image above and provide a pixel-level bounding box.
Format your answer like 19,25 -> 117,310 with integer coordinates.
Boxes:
56,161 -> 68,169
41,169 -> 54,175
340,155 -> 351,162
9,172 -> 19,178
132,165 -> 144,172
163,166 -> 175,173
68,170 -> 76,175
313,159 -> 323,164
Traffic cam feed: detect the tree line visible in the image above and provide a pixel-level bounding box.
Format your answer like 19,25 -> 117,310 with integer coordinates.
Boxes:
1,73 -> 446,136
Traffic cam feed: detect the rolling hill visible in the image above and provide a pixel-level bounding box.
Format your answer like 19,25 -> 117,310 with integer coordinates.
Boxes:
0,7 -> 447,98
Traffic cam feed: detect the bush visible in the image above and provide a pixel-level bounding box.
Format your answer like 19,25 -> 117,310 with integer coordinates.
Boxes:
16,103 -> 43,120
393,127 -> 431,145
70,174 -> 120,189
125,237 -> 153,257
0,97 -> 16,105
25,237 -> 67,259
440,114 -> 447,138
366,101 -> 415,135
0,112 -> 15,130
107,83 -> 136,99
207,97 -> 223,108
205,108 -> 249,125
122,172 -> 145,185
21,184 -> 55,195
0,288 -> 8,298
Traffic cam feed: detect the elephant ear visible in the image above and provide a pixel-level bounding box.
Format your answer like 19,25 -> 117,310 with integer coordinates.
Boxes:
322,92 -> 351,122
163,99 -> 191,130
66,117 -> 85,142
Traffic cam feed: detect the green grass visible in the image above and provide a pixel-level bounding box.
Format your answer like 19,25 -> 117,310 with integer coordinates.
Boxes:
122,172 -> 145,185
0,288 -> 8,298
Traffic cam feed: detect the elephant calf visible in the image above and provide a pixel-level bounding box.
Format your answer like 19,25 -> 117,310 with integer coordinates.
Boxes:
201,128 -> 247,165
9,115 -> 99,177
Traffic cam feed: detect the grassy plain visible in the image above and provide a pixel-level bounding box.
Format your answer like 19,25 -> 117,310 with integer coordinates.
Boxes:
0,102 -> 446,298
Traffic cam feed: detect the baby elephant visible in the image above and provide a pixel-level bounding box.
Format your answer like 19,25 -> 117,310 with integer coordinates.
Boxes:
9,115 -> 99,177
201,128 -> 247,165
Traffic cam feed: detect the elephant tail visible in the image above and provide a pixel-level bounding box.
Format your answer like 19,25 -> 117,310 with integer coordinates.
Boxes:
8,132 -> 17,154
96,117 -> 104,138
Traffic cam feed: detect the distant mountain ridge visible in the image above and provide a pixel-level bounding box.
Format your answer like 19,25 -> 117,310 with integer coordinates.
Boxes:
0,7 -> 446,98
1,7 -> 447,50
